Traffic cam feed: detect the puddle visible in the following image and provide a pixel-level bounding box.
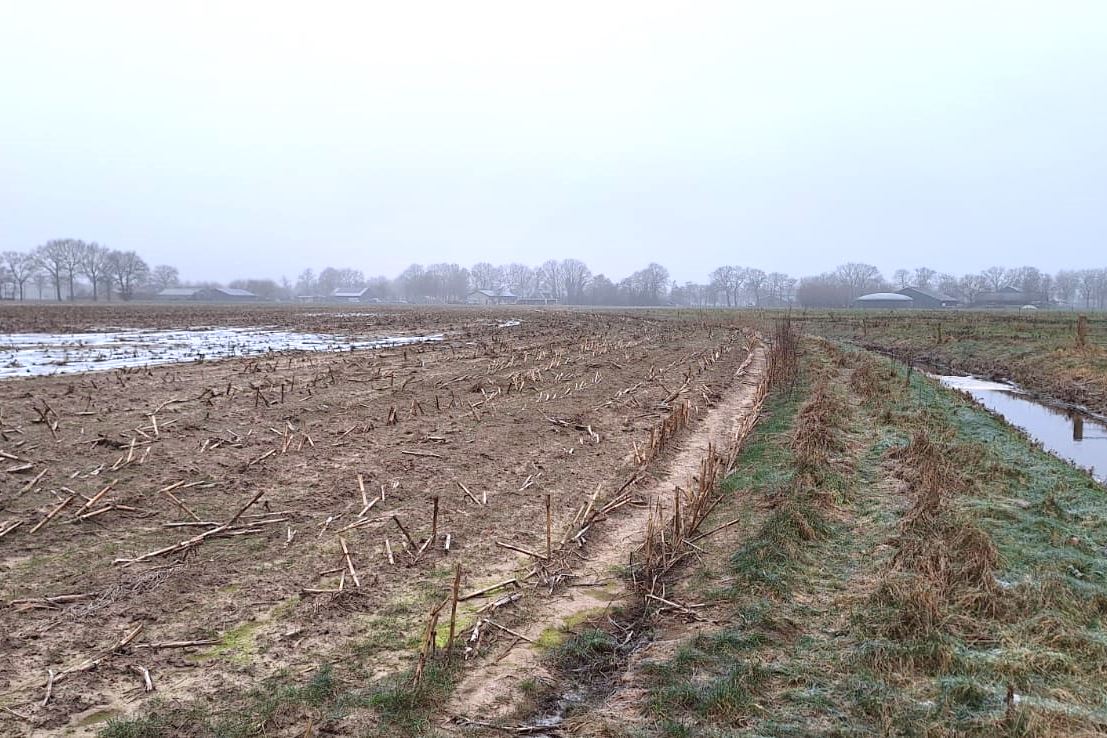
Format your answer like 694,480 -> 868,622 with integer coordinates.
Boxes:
936,374 -> 1107,482
0,328 -> 443,379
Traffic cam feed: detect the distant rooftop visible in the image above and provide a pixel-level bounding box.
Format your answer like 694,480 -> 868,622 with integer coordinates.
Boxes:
472,288 -> 517,298
898,286 -> 958,302
856,292 -> 913,301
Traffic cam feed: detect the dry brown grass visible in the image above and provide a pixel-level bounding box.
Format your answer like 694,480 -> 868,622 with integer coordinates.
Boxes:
788,383 -> 850,466
874,429 -> 1003,646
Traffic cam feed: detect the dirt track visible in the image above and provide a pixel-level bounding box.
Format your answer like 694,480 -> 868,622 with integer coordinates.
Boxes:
0,306 -> 754,735
446,342 -> 767,726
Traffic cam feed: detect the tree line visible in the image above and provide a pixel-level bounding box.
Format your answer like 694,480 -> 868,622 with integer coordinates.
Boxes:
4,240 -> 1107,309
1,240 -> 178,301
292,260 -> 674,306
794,263 -> 1107,308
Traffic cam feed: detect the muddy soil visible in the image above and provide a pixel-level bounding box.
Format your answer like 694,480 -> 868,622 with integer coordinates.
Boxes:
446,344 -> 767,727
0,307 -> 749,735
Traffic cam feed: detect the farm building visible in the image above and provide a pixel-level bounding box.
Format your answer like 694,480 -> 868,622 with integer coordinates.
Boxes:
154,287 -> 259,302
973,286 -> 1047,308
200,287 -> 260,302
332,287 -> 372,303
854,292 -> 914,309
155,287 -> 204,301
466,289 -> 518,305
896,287 -> 960,308
518,292 -> 559,306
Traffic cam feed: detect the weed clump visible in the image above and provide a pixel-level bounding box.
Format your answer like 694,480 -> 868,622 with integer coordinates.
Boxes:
789,383 -> 849,466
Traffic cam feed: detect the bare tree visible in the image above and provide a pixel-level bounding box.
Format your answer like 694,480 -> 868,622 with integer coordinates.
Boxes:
744,268 -> 767,306
34,240 -> 71,301
106,250 -> 149,300
893,269 -> 911,288
981,266 -> 1008,292
912,267 -> 937,289
2,251 -> 37,300
1007,266 -> 1043,296
79,242 -> 111,300
560,259 -> 592,304
32,271 -> 47,300
958,274 -> 987,305
470,262 -> 502,290
295,268 -> 317,296
425,263 -> 470,302
834,262 -> 883,300
397,264 -> 427,302
149,265 -> 180,292
1054,270 -> 1079,306
936,273 -> 959,298
709,266 -> 740,307
766,272 -> 795,305
504,263 -> 537,297
623,263 -> 670,305
61,239 -> 85,299
537,260 -> 563,300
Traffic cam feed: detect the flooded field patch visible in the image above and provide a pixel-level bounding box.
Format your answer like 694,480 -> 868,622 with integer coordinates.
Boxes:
0,327 -> 442,379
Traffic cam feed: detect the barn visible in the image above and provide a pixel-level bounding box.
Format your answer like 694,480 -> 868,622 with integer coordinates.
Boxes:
155,287 -> 204,301
896,287 -> 960,308
197,287 -> 260,302
466,289 -> 518,305
854,292 -> 914,309
332,287 -> 372,303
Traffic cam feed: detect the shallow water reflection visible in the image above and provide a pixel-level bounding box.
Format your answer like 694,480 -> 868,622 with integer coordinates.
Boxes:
937,375 -> 1106,483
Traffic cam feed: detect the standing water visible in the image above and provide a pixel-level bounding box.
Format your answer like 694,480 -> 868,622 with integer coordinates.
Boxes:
0,328 -> 443,379
937,375 -> 1107,483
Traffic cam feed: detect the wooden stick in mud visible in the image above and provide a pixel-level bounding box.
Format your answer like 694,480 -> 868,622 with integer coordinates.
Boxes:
133,665 -> 154,692
459,578 -> 518,601
413,597 -> 449,685
74,505 -> 114,522
495,540 -> 547,561
447,563 -> 461,659
430,496 -> 439,543
163,490 -> 202,522
400,449 -> 443,459
457,481 -> 480,505
134,639 -> 220,650
114,490 -> 266,565
223,489 -> 266,528
18,468 -> 47,495
339,536 -> 361,588
545,494 -> 552,561
391,516 -> 418,553
151,397 -> 188,414
484,619 -> 535,643
357,474 -> 368,509
30,495 -> 75,534
0,520 -> 22,539
41,669 -> 55,706
73,480 -> 116,518
689,516 -> 744,543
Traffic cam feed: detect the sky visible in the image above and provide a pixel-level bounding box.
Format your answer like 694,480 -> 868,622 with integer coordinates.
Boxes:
2,1 -> 1106,285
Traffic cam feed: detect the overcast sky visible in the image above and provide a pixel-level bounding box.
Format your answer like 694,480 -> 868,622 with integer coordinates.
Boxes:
2,1 -> 1105,284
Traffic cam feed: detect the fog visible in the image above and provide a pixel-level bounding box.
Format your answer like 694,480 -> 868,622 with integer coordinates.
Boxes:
2,1 -> 1106,284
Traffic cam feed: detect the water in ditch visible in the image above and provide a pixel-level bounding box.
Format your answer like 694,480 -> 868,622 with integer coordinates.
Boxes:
938,374 -> 1107,483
